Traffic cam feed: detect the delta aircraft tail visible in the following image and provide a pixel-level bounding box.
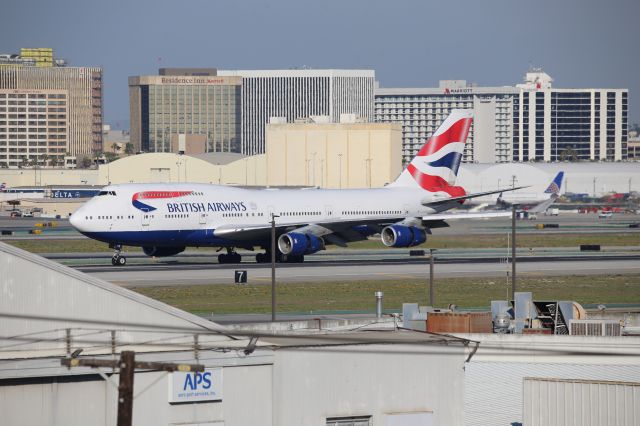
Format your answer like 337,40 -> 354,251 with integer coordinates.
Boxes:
389,109 -> 473,198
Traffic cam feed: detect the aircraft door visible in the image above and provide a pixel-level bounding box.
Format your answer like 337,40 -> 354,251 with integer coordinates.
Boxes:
324,205 -> 333,218
141,212 -> 151,228
199,212 -> 207,225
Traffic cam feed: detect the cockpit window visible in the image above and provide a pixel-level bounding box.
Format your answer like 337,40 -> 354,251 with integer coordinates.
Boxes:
97,191 -> 117,196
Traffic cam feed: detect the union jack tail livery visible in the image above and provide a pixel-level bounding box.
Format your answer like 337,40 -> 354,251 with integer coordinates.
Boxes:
389,109 -> 473,197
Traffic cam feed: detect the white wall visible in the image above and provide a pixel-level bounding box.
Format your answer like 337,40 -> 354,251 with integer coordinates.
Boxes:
0,365 -> 273,426
273,344 -> 465,426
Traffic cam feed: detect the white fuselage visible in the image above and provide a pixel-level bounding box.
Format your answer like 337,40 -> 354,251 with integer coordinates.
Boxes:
70,183 -> 450,248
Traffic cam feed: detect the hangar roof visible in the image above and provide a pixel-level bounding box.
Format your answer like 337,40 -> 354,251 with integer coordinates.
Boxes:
0,242 -> 234,359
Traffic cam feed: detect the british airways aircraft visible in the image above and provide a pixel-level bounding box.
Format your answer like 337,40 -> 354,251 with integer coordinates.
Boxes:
70,110 -> 520,266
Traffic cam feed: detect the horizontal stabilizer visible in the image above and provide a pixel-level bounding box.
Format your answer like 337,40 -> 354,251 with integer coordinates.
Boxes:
528,194 -> 558,214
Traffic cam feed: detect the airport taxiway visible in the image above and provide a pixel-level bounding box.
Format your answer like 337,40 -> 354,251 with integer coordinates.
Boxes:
73,256 -> 640,288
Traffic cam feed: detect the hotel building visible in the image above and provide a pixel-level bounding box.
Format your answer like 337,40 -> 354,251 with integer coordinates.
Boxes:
129,69 -> 242,154
375,70 -> 628,164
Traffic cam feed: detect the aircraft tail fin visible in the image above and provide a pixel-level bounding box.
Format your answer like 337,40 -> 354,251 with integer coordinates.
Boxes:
544,172 -> 564,195
389,109 -> 473,197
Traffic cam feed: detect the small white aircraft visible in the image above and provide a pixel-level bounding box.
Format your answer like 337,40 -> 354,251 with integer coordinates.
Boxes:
70,110 -> 522,265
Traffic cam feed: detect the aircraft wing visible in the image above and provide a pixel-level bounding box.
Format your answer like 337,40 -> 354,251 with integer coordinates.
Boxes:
421,186 -> 529,207
213,217 -> 400,245
422,211 -> 512,221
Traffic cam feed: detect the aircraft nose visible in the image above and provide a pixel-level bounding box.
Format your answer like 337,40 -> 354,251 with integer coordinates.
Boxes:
69,209 -> 85,231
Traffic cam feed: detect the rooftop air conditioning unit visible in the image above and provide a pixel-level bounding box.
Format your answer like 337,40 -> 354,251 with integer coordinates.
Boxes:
569,320 -> 621,336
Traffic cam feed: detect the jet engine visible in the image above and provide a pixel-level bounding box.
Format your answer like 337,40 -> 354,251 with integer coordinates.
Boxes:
142,246 -> 186,257
381,225 -> 426,248
277,232 -> 325,256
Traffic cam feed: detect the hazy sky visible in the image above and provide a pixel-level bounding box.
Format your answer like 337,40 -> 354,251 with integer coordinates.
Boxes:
2,0 -> 639,127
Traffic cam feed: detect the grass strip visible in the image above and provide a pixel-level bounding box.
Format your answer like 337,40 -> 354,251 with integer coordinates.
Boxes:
131,273 -> 640,315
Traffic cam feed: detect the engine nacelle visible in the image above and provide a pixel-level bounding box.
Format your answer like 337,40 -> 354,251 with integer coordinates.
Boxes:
277,232 -> 325,256
381,225 -> 426,248
142,246 -> 186,257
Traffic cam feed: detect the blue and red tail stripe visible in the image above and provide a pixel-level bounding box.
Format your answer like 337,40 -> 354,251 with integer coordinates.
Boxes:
416,117 -> 472,157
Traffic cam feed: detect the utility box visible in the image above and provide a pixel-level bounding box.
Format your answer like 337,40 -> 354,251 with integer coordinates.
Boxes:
427,312 -> 492,333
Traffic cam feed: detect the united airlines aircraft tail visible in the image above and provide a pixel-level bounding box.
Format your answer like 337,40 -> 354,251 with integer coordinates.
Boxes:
544,172 -> 564,195
389,109 -> 473,197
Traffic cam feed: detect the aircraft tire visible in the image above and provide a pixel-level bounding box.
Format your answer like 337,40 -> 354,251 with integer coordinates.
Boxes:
286,254 -> 304,263
118,256 -> 127,266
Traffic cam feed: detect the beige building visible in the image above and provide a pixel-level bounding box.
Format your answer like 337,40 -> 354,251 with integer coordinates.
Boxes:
0,63 -> 102,156
265,121 -> 402,188
0,121 -> 403,217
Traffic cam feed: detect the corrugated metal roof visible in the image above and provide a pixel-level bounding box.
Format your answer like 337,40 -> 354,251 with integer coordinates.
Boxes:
0,241 -> 233,359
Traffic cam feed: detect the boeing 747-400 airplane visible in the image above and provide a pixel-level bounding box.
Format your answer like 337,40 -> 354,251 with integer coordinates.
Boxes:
70,110 -> 522,265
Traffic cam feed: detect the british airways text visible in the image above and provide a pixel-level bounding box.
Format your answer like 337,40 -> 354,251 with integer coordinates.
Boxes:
166,201 -> 247,213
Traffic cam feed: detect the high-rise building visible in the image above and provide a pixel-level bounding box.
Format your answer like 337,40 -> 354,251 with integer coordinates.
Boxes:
217,69 -> 375,155
375,82 -> 515,164
512,71 -> 628,162
129,71 -> 242,154
0,49 -> 102,165
375,70 -> 628,164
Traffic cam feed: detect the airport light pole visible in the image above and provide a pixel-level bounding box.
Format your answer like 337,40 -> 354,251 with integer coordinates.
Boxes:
338,153 -> 343,188
311,152 -> 317,186
511,204 -> 517,298
429,249 -> 436,306
271,213 -> 279,322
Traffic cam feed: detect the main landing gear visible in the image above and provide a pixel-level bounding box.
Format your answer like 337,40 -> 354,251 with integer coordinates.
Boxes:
218,248 -> 242,264
110,244 -> 126,266
255,250 -> 304,263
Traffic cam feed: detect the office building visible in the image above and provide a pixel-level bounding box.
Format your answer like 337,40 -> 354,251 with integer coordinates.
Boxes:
0,89 -> 68,167
217,69 -> 375,155
375,70 -> 628,164
129,71 -> 242,154
0,49 -> 102,163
